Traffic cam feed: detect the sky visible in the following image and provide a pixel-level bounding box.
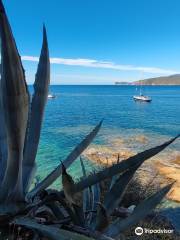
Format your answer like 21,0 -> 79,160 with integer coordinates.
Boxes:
3,0 -> 180,84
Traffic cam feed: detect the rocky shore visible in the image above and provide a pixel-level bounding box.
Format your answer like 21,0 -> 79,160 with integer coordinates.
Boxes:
83,135 -> 180,202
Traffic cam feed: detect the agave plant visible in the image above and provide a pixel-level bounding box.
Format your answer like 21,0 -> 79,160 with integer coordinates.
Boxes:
0,1 -> 179,239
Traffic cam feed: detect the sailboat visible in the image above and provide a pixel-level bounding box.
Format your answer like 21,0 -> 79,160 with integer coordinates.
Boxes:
133,74 -> 152,102
133,94 -> 152,102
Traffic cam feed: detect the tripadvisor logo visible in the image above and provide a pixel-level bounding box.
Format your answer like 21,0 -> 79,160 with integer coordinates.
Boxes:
135,227 -> 144,235
135,227 -> 174,235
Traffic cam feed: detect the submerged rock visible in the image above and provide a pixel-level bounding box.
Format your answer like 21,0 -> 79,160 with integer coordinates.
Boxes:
134,135 -> 149,144
83,145 -> 134,166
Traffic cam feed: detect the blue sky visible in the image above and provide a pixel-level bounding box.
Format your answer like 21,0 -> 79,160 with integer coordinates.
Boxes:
4,0 -> 180,84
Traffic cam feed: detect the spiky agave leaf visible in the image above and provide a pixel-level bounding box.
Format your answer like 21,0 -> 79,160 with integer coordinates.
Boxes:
23,25 -> 50,193
104,164 -> 141,216
72,203 -> 86,227
80,156 -> 92,213
72,135 -> 179,194
0,0 -> 29,201
104,183 -> 173,238
80,163 -> 99,228
89,183 -> 100,228
27,120 -> 103,200
61,161 -> 76,205
95,202 -> 109,232
109,154 -> 120,190
0,202 -> 26,217
13,217 -> 95,240
46,201 -> 65,220
0,70 -> 7,183
34,190 -> 86,226
80,156 -> 87,177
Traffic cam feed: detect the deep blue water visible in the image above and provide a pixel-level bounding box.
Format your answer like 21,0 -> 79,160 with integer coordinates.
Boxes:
28,85 -> 180,181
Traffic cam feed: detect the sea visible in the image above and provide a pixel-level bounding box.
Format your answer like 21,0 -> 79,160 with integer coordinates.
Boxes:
29,85 -> 180,229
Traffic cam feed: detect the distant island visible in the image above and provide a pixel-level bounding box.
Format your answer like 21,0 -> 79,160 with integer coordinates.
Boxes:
115,74 -> 180,85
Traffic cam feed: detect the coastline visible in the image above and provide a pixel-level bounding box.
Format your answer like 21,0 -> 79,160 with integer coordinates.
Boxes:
83,134 -> 180,203
82,133 -> 180,232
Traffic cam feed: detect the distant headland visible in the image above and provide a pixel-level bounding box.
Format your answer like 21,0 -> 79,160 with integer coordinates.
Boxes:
115,74 -> 180,85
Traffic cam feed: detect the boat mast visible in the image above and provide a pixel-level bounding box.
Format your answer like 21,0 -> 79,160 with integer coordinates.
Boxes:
139,71 -> 143,96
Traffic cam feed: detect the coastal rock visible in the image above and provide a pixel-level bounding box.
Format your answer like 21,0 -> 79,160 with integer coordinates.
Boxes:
156,163 -> 180,202
108,138 -> 125,147
83,145 -> 134,166
84,139 -> 180,203
134,135 -> 149,144
173,154 -> 180,165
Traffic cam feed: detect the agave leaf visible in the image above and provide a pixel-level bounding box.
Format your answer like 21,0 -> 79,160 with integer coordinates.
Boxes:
109,176 -> 117,191
72,203 -> 85,227
109,154 -> 120,190
0,75 -> 7,183
89,183 -> 100,228
46,202 -> 65,219
95,202 -> 109,232
84,187 -> 92,216
0,202 -> 26,217
38,191 -> 85,226
32,233 -> 39,240
80,156 -> 87,177
27,120 -> 103,200
23,25 -> 50,193
104,164 -> 140,216
13,217 -> 95,240
0,0 -> 29,201
35,205 -> 57,221
73,135 -> 179,194
80,156 -> 92,213
104,183 -> 173,237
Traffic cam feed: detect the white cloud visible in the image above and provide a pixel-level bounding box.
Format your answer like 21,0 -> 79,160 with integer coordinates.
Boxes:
21,55 -> 179,75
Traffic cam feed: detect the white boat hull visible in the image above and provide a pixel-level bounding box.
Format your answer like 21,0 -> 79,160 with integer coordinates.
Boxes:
48,94 -> 56,99
133,95 -> 152,102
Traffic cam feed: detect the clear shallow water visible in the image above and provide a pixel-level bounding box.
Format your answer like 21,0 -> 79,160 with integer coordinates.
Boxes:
28,85 -> 180,183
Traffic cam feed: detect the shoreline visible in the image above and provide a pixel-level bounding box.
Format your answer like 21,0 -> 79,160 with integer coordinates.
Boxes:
83,134 -> 180,203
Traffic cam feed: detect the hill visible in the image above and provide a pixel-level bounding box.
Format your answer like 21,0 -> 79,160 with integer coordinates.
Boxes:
134,74 -> 180,85
115,74 -> 180,85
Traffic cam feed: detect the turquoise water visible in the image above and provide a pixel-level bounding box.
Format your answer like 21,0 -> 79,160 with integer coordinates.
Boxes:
28,85 -> 180,183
